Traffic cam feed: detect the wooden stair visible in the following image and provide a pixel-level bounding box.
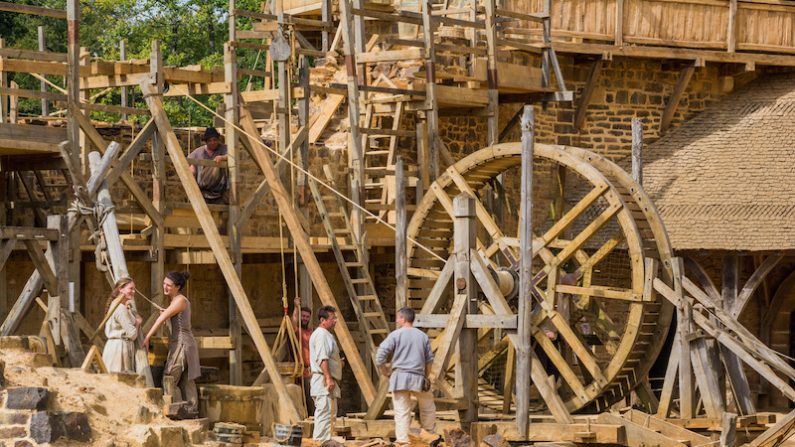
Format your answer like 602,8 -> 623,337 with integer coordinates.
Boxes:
308,168 -> 391,365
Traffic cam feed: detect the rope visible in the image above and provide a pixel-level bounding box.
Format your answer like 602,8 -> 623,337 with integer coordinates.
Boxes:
182,93 -> 447,263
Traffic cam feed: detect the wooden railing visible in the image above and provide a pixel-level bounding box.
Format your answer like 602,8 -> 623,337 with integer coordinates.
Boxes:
503,0 -> 795,55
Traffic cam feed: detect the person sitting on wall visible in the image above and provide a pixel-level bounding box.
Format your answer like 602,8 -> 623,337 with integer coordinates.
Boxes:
188,127 -> 229,204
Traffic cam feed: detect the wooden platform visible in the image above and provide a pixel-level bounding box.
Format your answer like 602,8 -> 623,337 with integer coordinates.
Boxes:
0,123 -> 65,155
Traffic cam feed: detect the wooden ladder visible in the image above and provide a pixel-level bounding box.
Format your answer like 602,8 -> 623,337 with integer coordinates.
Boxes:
359,81 -> 411,222
308,166 -> 391,365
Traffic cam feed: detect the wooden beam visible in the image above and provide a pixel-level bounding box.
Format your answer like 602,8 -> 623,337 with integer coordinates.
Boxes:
727,0 -> 738,53
733,253 -> 782,318
660,65 -> 695,134
0,1 -> 67,19
631,118 -> 643,184
574,59 -> 603,130
237,104 -> 377,404
71,108 -> 164,227
141,82 -> 301,424
105,119 -> 156,188
395,157 -> 407,311
0,239 -> 15,271
22,240 -> 57,294
672,258 -> 694,419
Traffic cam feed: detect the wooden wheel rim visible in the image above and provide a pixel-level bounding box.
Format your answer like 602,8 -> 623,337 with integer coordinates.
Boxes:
407,143 -> 674,413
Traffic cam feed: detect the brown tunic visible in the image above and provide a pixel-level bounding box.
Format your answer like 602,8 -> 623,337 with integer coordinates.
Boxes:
164,298 -> 201,380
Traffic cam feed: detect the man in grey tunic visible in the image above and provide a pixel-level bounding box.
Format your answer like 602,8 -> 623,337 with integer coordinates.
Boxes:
376,307 -> 436,444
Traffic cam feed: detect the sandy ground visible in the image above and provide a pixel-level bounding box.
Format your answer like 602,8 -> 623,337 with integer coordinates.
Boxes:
1,347 -> 204,446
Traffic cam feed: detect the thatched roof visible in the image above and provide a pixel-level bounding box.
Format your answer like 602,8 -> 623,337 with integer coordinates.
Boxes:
643,74 -> 795,252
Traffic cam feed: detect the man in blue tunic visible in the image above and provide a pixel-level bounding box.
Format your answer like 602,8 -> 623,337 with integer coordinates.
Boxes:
376,307 -> 436,444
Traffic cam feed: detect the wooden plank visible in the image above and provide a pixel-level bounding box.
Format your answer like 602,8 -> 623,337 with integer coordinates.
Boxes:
413,314 -> 517,328
597,413 -> 688,447
395,157 -> 407,311
0,227 -> 59,240
574,59 -> 603,130
0,270 -> 44,336
237,104 -> 377,404
357,48 -> 423,63
623,410 -> 711,446
727,0 -> 738,52
0,87 -> 65,102
0,2 -> 67,19
672,258 -> 694,419
141,82 -> 301,424
0,239 -> 15,271
663,65 -> 695,134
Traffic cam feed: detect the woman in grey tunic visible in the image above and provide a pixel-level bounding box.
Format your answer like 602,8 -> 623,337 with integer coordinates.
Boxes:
101,277 -> 142,373
143,271 -> 201,418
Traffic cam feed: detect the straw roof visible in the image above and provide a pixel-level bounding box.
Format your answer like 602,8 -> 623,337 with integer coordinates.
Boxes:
642,74 -> 795,252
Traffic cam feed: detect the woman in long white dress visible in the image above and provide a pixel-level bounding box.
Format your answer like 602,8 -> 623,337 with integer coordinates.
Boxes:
101,277 -> 142,373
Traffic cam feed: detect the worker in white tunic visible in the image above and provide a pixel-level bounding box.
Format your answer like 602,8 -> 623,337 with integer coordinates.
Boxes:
101,277 -> 142,373
309,305 -> 342,440
376,307 -> 436,444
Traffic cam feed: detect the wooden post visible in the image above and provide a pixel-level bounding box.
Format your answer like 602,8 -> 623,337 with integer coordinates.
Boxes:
148,40 -> 167,335
321,0 -> 331,52
727,0 -> 738,53
672,257 -> 694,419
541,0 -> 552,88
38,27 -> 49,116
631,118 -> 643,185
516,105 -> 533,437
0,38 -> 6,122
66,0 -> 80,177
484,0 -> 498,146
338,0 -> 366,251
47,216 -> 64,348
720,412 -> 737,447
225,34 -> 244,385
615,0 -> 624,46
395,156 -> 407,312
416,119 -> 429,196
88,149 -> 128,279
298,57 -> 310,195
421,0 -> 441,180
453,193 -> 478,428
120,40 -> 127,121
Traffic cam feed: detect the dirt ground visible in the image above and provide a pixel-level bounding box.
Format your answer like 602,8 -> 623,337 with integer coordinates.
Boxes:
0,347 -> 206,446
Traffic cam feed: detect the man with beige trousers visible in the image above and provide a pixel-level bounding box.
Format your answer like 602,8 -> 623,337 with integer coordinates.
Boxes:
376,307 -> 437,444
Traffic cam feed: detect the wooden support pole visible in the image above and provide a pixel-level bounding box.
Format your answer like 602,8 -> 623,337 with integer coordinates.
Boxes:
225,33 -> 244,385
141,83 -> 302,424
721,254 -> 755,415
298,57 -> 310,193
88,148 -> 128,279
727,0 -> 738,53
672,257 -> 694,419
516,105 -> 533,436
720,412 -> 737,447
421,0 -> 441,180
38,26 -> 49,116
337,0 -> 366,248
395,156 -> 407,312
120,40 -> 127,121
0,38 -> 7,123
615,0 -> 624,46
631,118 -> 643,185
660,65 -> 694,134
484,0 -> 498,146
321,0 -> 331,52
574,59 -> 603,130
453,193 -> 478,427
66,0 -> 81,175
237,105 -> 377,404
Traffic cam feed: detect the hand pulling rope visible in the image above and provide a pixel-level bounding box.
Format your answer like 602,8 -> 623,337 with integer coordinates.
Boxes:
182,93 -> 447,263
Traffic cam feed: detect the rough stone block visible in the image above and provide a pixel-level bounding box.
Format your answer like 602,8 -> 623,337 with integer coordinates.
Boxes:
126,425 -> 159,447
0,336 -> 30,350
14,441 -> 35,447
143,388 -> 163,406
0,410 -> 31,425
134,405 -> 155,424
60,411 -> 91,442
158,426 -> 187,447
0,359 -> 5,387
0,425 -> 27,438
4,387 -> 49,410
30,411 -> 91,443
112,373 -> 145,388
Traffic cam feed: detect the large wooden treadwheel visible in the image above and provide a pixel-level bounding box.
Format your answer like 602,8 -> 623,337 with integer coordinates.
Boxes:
407,143 -> 674,413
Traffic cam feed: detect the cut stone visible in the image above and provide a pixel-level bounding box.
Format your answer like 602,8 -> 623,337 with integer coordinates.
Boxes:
4,387 -> 49,410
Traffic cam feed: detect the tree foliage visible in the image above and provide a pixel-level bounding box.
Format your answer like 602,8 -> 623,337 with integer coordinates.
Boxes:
1,0 -> 264,126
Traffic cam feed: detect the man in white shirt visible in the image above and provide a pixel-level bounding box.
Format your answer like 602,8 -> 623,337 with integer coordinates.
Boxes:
376,307 -> 436,444
309,305 -> 342,440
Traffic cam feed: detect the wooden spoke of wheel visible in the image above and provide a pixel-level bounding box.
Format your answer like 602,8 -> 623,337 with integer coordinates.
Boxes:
532,303 -> 608,388
534,183 -> 609,249
532,327 -> 589,404
446,167 -> 518,263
